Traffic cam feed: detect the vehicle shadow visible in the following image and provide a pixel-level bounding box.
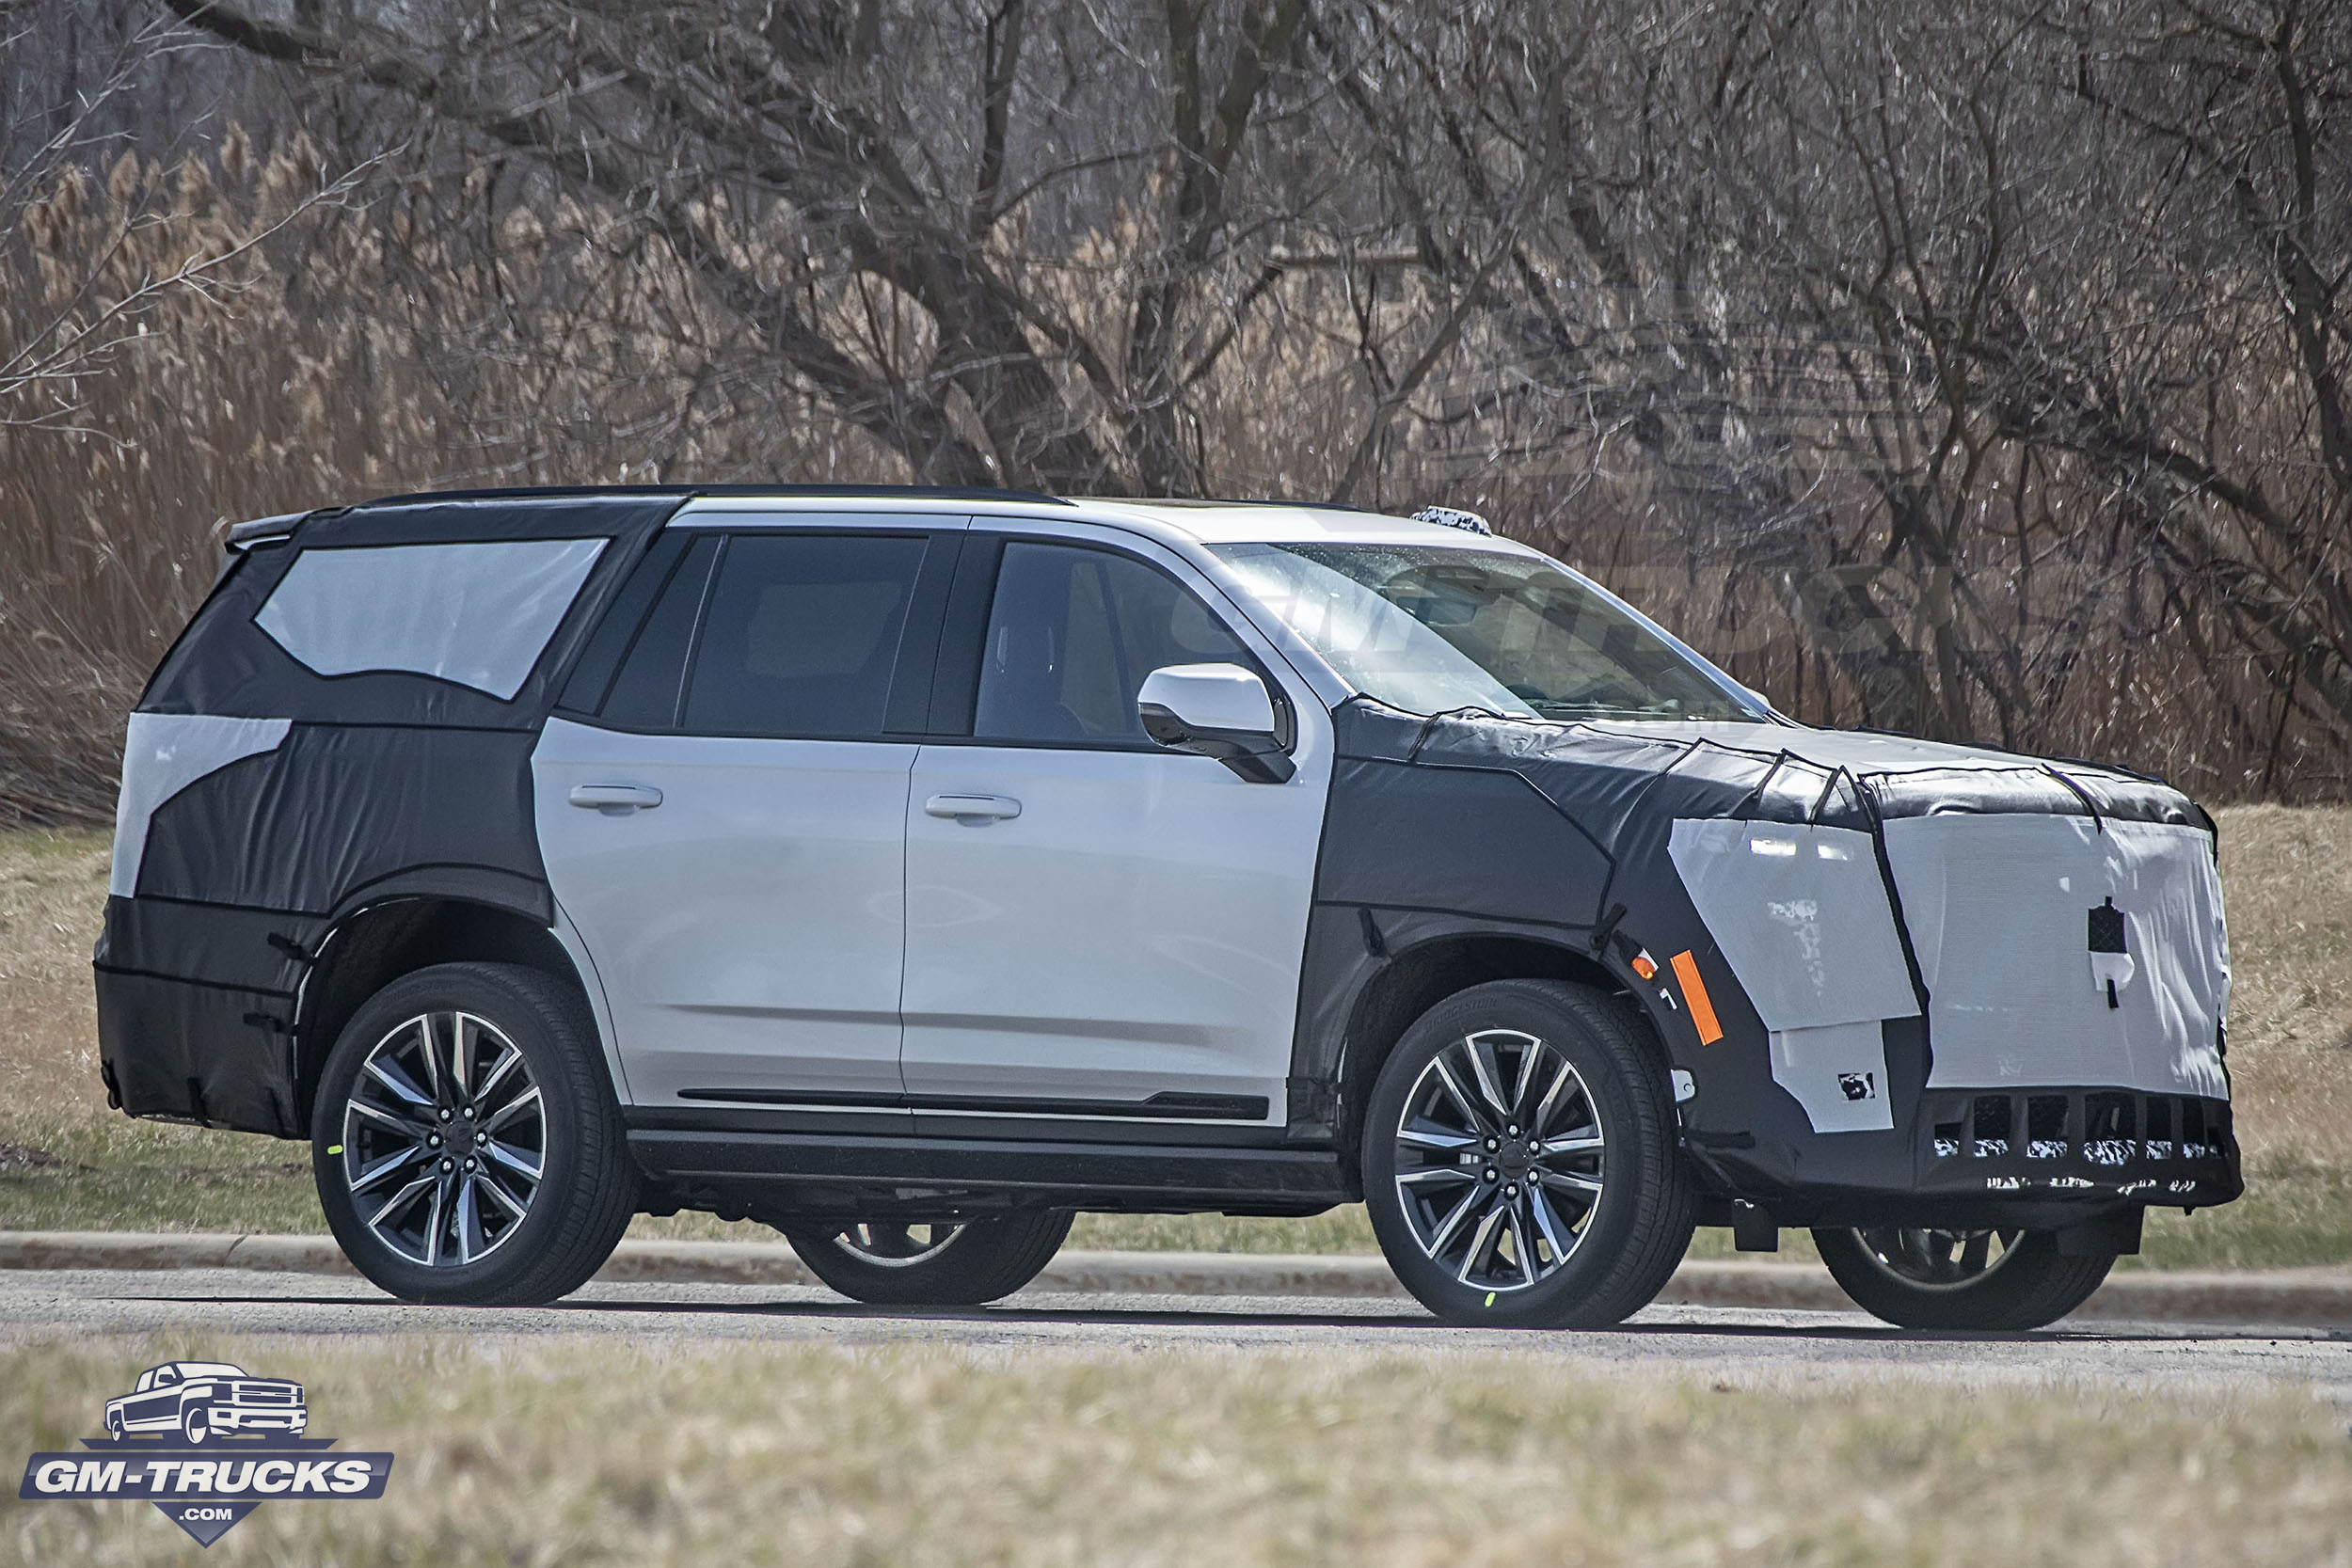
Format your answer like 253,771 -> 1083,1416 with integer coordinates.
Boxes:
102,1288 -> 2328,1345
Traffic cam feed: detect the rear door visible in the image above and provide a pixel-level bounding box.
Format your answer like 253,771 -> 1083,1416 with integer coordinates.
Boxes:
534,515 -> 961,1116
898,524 -> 1330,1133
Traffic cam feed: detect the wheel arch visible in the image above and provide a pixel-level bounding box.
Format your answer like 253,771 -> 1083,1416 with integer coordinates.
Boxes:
1332,927 -> 1665,1162
294,895 -> 603,1129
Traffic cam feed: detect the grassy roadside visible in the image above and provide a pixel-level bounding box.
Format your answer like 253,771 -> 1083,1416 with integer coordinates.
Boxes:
6,811 -> 2350,1269
5,1335 -> 2349,1567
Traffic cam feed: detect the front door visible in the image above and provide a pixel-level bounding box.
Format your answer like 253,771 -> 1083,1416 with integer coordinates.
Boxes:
899,532 -> 1328,1131
534,519 -> 957,1111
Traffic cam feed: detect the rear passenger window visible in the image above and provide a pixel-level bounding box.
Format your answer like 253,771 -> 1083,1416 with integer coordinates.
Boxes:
974,542 -> 1252,746
681,533 -> 929,738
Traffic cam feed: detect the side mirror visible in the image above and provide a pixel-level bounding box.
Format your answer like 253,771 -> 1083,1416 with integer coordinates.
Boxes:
1136,663 -> 1295,784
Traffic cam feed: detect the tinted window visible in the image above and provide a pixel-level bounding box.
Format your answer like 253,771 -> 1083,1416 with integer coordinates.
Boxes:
600,534 -> 719,729
681,533 -> 928,738
974,542 -> 1251,745
559,531 -> 692,714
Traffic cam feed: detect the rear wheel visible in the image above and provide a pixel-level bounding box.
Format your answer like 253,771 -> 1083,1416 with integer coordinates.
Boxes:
1362,979 -> 1695,1328
312,963 -> 637,1307
773,1212 -> 1074,1306
1813,1226 -> 2116,1330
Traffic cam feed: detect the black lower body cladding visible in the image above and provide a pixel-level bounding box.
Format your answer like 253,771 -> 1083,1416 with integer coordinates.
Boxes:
93,895 -> 316,1132
94,968 -> 300,1135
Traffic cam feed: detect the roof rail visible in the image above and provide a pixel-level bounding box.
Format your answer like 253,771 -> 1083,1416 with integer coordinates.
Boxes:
352,483 -> 1073,508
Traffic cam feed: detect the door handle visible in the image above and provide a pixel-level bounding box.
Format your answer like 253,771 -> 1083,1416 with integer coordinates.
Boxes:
569,783 -> 664,813
924,793 -> 1022,822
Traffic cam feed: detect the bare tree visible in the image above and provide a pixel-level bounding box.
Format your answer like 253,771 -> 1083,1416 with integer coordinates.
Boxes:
156,0 -> 1374,494
0,7 -> 358,433
0,0 -> 2328,813
1374,0 -> 2352,762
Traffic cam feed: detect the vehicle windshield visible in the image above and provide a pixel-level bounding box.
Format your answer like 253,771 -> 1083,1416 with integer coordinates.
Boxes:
172,1363 -> 246,1378
1210,542 -> 1762,722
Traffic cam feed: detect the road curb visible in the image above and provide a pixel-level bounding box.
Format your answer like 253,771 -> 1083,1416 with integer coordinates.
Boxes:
2,1232 -> 2345,1328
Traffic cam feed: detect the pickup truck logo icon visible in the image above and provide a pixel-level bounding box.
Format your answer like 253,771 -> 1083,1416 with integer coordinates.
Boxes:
20,1364 -> 387,1545
104,1362 -> 308,1446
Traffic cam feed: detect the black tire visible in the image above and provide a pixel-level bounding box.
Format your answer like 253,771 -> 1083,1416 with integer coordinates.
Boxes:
1812,1227 -> 2117,1331
1361,979 -> 1695,1328
181,1403 -> 210,1445
311,962 -> 637,1307
774,1212 -> 1075,1306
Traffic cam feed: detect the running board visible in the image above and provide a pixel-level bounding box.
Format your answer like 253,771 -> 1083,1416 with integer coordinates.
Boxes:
627,1129 -> 1351,1206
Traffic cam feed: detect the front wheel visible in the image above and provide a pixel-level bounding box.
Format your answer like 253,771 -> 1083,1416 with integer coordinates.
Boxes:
181,1403 -> 211,1445
773,1212 -> 1074,1306
1813,1226 -> 2116,1330
1362,979 -> 1695,1328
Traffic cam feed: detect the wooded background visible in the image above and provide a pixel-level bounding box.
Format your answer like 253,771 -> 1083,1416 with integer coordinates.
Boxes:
2,0 -> 2346,822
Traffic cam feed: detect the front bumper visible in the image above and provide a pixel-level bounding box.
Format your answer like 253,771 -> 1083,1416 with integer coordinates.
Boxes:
1919,1085 -> 2239,1201
1845,1086 -> 2236,1227
209,1407 -> 308,1435
1661,800 -> 2237,1225
1684,1085 -> 2241,1230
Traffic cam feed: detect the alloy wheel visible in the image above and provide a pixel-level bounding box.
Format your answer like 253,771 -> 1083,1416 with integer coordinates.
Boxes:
339,1010 -> 546,1268
1390,1028 -> 1607,1293
817,1221 -> 966,1268
1847,1227 -> 2023,1291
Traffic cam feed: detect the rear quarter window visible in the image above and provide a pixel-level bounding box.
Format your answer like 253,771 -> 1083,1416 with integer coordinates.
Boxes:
254,538 -> 607,699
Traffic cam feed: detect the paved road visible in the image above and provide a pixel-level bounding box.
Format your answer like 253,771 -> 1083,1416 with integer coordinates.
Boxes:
2,1268 -> 2348,1394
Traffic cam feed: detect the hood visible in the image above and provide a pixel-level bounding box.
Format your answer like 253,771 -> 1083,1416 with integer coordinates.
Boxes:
1449,712 -> 2204,829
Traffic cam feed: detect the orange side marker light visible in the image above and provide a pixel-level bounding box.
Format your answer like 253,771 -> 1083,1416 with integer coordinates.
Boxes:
1629,950 -> 1658,981
1669,950 -> 1724,1045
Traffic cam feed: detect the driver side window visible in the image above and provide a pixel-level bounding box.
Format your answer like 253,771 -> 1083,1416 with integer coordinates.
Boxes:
974,542 -> 1252,747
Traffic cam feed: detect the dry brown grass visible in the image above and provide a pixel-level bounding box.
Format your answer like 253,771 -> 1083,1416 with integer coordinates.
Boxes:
2211,805 -> 2352,1170
0,831 -> 106,1126
5,810 -> 2350,1263
3,1334 -> 2349,1567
